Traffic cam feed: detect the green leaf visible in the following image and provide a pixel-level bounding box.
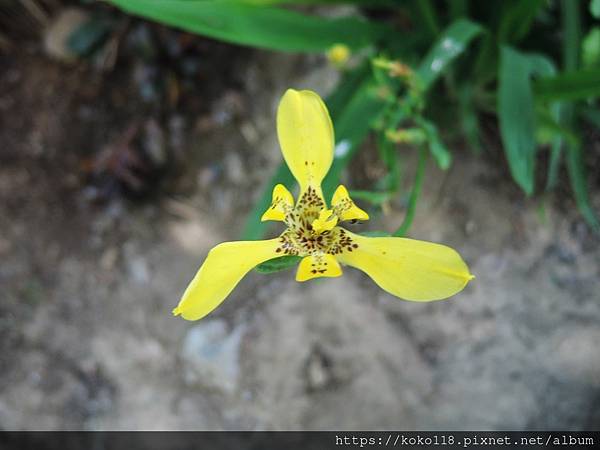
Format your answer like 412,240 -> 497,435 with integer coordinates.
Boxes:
321,80 -> 388,199
457,84 -> 481,152
562,0 -> 580,71
416,117 -> 452,169
582,27 -> 600,68
535,106 -> 579,147
533,68 -> 600,101
240,0 -> 395,5
109,0 -> 389,52
566,142 -> 600,231
416,0 -> 441,39
591,0 -> 600,18
498,46 -> 555,195
417,18 -> 483,89
580,106 -> 600,128
448,0 -> 468,20
255,255 -> 302,274
497,0 -> 544,44
561,0 -> 600,231
375,131 -> 401,192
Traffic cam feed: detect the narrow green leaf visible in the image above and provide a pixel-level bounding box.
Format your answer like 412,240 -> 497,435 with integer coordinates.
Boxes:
536,106 -> 579,148
321,81 -> 388,199
582,27 -> 600,68
416,0 -> 441,39
109,0 -> 388,52
241,0 -> 396,5
255,255 -> 302,274
416,117 -> 452,170
457,84 -> 481,152
326,62 -> 371,119
533,68 -> 600,102
417,19 -> 483,89
498,46 -> 555,195
561,0 -> 600,230
497,0 -> 544,44
563,0 -> 580,71
580,106 -> 600,128
566,142 -> 600,231
591,0 -> 600,19
375,131 -> 401,192
448,0 -> 468,21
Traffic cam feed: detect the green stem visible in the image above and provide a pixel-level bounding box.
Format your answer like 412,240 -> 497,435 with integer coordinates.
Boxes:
393,147 -> 428,237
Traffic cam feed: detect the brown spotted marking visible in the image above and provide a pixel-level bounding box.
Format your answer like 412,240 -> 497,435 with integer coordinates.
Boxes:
273,185 -> 360,258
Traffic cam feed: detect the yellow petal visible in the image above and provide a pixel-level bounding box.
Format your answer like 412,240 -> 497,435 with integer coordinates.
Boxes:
173,239 -> 280,320
331,185 -> 369,221
261,183 -> 294,222
296,253 -> 342,282
336,230 -> 473,301
277,89 -> 334,194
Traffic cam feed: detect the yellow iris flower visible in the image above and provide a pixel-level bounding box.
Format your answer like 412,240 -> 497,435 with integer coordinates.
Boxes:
173,89 -> 474,321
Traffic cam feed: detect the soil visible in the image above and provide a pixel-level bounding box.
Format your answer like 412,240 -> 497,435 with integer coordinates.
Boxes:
1,12 -> 600,431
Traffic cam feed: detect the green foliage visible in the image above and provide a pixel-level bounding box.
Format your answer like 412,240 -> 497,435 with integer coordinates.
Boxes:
108,0 -> 600,232
582,27 -> 600,68
591,0 -> 600,19
255,255 -> 302,274
109,0 -> 390,52
416,19 -> 482,89
498,46 -> 555,195
534,69 -> 600,102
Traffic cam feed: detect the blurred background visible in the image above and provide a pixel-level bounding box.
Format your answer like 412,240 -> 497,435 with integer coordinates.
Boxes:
1,0 -> 599,430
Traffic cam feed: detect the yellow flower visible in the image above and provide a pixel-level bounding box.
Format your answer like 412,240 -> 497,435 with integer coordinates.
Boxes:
173,89 -> 474,321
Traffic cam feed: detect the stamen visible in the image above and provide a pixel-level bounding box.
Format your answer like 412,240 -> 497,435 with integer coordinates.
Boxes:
311,209 -> 338,233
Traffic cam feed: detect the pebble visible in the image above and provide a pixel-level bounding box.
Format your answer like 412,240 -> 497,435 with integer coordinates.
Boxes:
181,319 -> 245,393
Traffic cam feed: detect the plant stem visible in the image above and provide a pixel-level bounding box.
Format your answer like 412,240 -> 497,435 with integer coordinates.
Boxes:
394,146 -> 428,237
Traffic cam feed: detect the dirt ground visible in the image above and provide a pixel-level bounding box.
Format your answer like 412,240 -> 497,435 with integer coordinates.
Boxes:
1,15 -> 600,431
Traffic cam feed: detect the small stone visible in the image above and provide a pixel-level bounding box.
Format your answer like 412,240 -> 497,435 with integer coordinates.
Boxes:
181,319 -> 245,393
44,8 -> 90,62
305,348 -> 332,391
240,121 -> 259,145
224,152 -> 244,185
143,119 -> 167,167
128,257 -> 149,284
100,247 -> 118,270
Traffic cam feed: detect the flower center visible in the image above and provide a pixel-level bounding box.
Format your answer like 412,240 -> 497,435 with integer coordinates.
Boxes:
311,209 -> 338,233
274,187 -> 358,257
